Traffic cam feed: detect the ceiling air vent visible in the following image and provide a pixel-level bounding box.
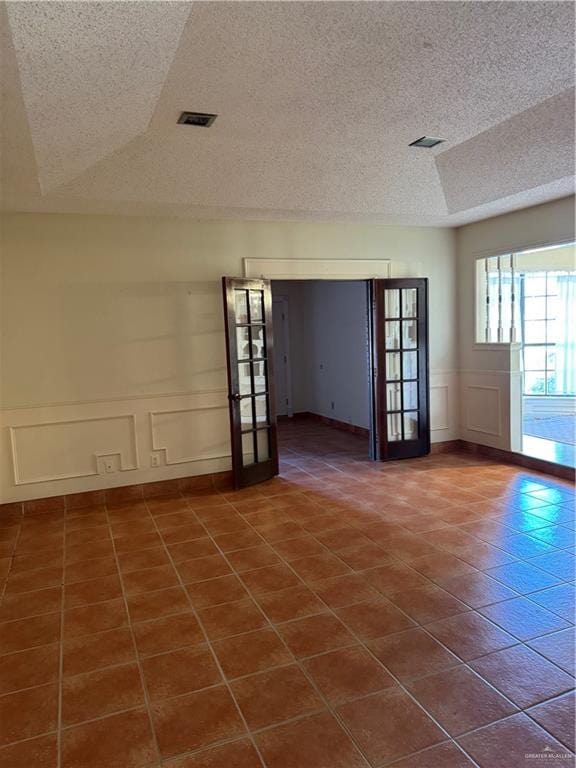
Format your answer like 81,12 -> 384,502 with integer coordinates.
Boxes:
409,136 -> 445,148
177,111 -> 217,127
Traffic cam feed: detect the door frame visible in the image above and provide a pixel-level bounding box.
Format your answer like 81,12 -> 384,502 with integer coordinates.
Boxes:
272,295 -> 293,417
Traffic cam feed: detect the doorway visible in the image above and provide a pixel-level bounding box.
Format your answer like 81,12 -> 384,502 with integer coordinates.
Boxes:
222,276 -> 430,488
271,280 -> 371,465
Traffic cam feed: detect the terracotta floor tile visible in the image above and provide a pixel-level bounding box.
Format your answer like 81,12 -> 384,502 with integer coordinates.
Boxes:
272,535 -> 327,560
62,663 -> 144,726
10,550 -> 63,576
437,571 -> 520,608
232,664 -> 323,729
226,544 -> 281,572
212,627 -> 293,679
336,598 -> 415,639
529,551 -> 576,580
64,556 -> 118,584
199,598 -> 267,640
61,707 -> 156,768
313,573 -> 379,608
255,584 -> 327,623
177,554 -> 232,583
471,645 -> 574,709
0,586 -> 62,622
152,685 -> 245,758
0,682 -> 58,747
426,611 -> 518,661
289,552 -> 351,583
457,713 -> 571,768
240,563 -> 302,595
110,517 -> 156,538
362,561 -> 430,596
161,522 -> 209,545
530,525 -> 575,549
212,528 -> 264,552
113,531 -> 163,554
486,561 -> 562,594
389,583 -> 470,624
406,665 -> 517,736
64,574 -> 123,609
66,526 -> 110,547
336,542 -> 394,570
314,527 -> 370,551
116,546 -> 171,573
64,598 -> 128,639
527,628 -> 575,675
186,574 -> 249,608
65,540 -> 115,564
5,565 -> 63,595
409,552 -> 478,580
277,612 -> 355,657
389,742 -> 476,767
304,645 -> 397,704
337,688 -> 445,765
133,612 -> 204,656
142,644 -> 220,700
256,711 -> 366,768
162,739 -> 262,768
121,564 -> 180,595
256,521 -> 304,543
126,587 -> 190,623
167,538 -> 219,563
0,733 -> 58,768
479,596 -> 570,641
0,613 -> 61,654
530,583 -> 575,619
528,692 -> 575,752
63,626 -> 135,676
369,627 -> 461,681
0,644 -> 59,694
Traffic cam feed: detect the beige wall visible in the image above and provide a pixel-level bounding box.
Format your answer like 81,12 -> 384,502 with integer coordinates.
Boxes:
0,212 -> 457,501
456,195 -> 575,451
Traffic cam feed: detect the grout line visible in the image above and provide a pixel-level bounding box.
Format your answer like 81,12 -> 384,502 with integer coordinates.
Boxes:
105,505 -> 163,768
144,495 -> 269,768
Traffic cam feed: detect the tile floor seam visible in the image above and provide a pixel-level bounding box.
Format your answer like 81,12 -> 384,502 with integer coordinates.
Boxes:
105,506 -> 164,768
240,477 -> 574,757
144,498 -> 269,768
231,521 -> 464,768
200,510 -> 377,768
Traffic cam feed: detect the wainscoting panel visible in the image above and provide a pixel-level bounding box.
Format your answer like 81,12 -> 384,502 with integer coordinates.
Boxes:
429,371 -> 459,442
460,370 -> 516,450
10,415 -> 138,485
150,405 -> 230,466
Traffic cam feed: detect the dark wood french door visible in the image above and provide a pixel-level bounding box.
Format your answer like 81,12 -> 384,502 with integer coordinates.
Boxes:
222,277 -> 279,488
370,278 -> 430,460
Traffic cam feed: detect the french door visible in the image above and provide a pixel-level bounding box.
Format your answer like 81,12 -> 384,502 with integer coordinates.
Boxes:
370,278 -> 430,460
222,277 -> 279,488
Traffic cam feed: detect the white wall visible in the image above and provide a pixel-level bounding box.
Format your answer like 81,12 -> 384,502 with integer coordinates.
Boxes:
0,212 -> 457,501
457,195 -> 575,451
273,281 -> 370,428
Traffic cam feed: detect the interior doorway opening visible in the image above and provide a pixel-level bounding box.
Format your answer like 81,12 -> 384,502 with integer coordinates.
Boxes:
271,280 -> 371,465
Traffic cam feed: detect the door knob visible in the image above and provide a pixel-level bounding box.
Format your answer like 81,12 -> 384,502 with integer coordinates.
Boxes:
229,393 -> 241,401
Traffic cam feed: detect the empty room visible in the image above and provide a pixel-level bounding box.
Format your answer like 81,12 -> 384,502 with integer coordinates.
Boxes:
0,2 -> 574,768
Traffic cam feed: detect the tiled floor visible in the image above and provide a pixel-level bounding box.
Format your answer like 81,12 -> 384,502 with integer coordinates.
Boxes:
1,420 -> 575,768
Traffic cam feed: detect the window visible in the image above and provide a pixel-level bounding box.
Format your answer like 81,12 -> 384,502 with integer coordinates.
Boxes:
521,271 -> 574,396
476,244 -> 576,398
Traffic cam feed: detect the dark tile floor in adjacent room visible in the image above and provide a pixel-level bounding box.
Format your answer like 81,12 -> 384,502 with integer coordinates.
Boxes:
0,420 -> 574,768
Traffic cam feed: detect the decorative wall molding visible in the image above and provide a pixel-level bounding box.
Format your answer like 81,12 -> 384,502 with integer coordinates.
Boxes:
429,384 -> 450,431
471,234 -> 575,261
149,404 -> 230,466
9,414 -> 139,485
1,388 -> 228,412
465,384 -> 502,436
244,258 -> 392,280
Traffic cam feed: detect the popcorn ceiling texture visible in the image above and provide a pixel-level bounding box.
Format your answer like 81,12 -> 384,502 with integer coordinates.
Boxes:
1,1 -> 574,225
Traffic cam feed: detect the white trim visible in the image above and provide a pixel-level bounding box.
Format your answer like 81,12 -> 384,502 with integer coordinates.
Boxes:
1,388 -> 228,412
471,236 -> 575,261
149,405 -> 229,466
244,258 -> 392,280
465,385 -> 502,436
10,414 -> 139,485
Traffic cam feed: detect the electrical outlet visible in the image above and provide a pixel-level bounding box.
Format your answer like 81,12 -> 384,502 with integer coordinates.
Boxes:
103,458 -> 114,473
151,454 -> 160,468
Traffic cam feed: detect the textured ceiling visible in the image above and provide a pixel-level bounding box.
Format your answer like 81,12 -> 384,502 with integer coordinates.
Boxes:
1,1 -> 574,226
